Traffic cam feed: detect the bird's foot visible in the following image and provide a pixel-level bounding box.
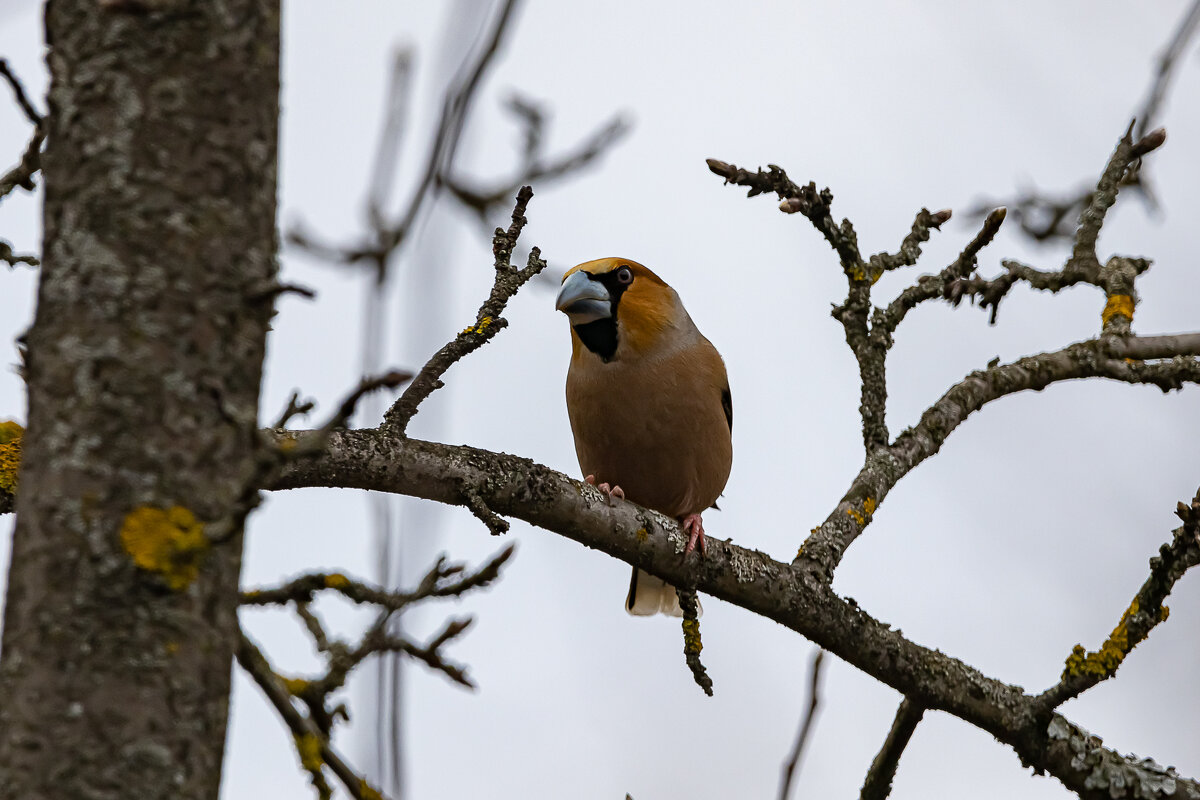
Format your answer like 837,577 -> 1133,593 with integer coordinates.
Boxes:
584,474 -> 625,505
681,513 -> 706,556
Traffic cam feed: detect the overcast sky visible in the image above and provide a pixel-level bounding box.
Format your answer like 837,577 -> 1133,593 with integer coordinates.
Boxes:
1,2 -> 1198,799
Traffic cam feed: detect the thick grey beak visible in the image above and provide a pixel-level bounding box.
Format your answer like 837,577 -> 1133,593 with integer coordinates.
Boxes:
555,270 -> 611,324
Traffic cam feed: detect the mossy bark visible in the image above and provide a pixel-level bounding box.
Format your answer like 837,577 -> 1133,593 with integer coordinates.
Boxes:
0,2 -> 279,798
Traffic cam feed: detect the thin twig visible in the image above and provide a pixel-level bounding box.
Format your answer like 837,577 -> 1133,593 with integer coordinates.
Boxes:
236,633 -> 391,800
860,698 -> 926,800
443,108 -> 630,226
1038,486 -> 1200,708
382,186 -> 546,433
882,206 -> 1007,330
966,3 -> 1196,242
1136,0 -> 1200,139
778,649 -> 826,800
706,158 -> 861,271
1,238 -> 39,268
240,544 -> 514,608
676,587 -> 712,696
287,0 -> 524,267
0,59 -> 43,124
0,128 -> 44,201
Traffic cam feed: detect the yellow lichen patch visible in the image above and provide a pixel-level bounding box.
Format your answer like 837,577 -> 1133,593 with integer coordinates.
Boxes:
324,573 -> 350,590
682,618 -> 703,655
164,641 -> 180,656
1101,294 -> 1135,327
0,420 -> 22,444
1061,598 -> 1142,680
359,781 -> 384,800
846,498 -> 875,527
461,316 -> 493,336
0,420 -> 23,495
635,527 -> 649,543
293,732 -> 324,772
1159,605 -> 1170,622
282,677 -> 311,695
119,505 -> 210,591
277,437 -> 298,454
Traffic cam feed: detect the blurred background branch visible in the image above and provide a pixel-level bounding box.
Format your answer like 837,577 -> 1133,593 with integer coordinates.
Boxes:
965,0 -> 1200,243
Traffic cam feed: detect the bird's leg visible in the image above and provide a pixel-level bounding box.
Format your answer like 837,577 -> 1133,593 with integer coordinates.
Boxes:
584,474 -> 625,505
681,513 -> 706,556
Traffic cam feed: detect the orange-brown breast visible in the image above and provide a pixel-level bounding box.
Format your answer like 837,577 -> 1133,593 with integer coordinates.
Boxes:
566,332 -> 732,518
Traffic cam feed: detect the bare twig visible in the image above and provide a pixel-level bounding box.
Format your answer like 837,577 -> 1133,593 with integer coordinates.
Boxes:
706,158 -> 861,272
272,392 -> 316,429
366,47 -> 415,235
382,186 -> 546,433
236,633 -> 391,800
0,128 -> 44,202
240,544 -> 514,609
0,59 -> 42,125
462,487 -> 510,535
950,128 -> 1164,326
287,0 -> 524,267
882,207 -> 1007,331
443,104 -> 630,226
868,208 -> 952,276
967,2 -> 1197,242
860,698 -> 926,800
1038,486 -> 1200,709
1136,0 -> 1200,139
778,649 -> 825,800
1,238 -> 39,268
284,370 -> 412,459
676,587 -> 712,696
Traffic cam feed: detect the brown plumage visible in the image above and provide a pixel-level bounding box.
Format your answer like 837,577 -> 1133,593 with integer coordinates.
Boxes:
556,258 -> 733,616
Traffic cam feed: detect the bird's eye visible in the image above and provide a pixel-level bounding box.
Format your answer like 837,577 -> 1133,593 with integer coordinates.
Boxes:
616,266 -> 633,285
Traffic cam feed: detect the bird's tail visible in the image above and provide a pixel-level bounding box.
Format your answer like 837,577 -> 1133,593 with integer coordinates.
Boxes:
625,567 -> 701,617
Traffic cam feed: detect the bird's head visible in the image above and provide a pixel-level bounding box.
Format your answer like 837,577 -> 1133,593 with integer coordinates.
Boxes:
555,258 -> 686,362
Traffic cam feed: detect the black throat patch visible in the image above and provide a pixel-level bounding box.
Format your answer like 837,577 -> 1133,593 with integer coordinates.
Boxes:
572,269 -> 632,363
574,317 -> 618,361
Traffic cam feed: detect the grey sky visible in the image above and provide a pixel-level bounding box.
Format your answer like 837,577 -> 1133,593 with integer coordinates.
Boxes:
1,2 -> 1197,798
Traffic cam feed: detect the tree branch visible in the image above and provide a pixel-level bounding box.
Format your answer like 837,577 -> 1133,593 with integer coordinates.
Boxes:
676,587 -> 712,696
236,633 -> 390,800
0,127 -> 44,202
798,335 -> 1200,577
286,0 -> 523,268
778,649 -> 825,800
0,59 -> 42,125
965,1 -> 1198,243
268,430 -> 1199,798
860,698 -> 925,800
1038,487 -> 1200,709
381,186 -> 546,433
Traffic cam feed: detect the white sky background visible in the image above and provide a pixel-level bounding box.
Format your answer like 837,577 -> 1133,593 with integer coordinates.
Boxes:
1,2 -> 1199,799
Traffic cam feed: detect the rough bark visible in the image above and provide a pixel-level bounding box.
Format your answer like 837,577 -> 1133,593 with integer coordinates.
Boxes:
271,430 -> 1200,799
0,2 -> 280,799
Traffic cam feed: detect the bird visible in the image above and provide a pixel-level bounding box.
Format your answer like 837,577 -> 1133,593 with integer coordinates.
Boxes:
555,257 -> 733,616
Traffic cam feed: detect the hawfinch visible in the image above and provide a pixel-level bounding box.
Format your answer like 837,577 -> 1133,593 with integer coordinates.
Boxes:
556,258 -> 733,616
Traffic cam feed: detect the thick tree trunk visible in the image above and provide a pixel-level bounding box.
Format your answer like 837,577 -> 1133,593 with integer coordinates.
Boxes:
0,2 -> 279,798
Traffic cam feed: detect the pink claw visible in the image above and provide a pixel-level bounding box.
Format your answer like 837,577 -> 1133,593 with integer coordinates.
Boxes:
681,513 -> 706,556
585,475 -> 624,505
